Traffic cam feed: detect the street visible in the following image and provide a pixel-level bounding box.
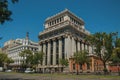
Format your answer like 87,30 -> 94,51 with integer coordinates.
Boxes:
0,72 -> 120,80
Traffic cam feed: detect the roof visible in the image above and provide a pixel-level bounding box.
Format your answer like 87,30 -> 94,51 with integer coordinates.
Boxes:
45,9 -> 84,23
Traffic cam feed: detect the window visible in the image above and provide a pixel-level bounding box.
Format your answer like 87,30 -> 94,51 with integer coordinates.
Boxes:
57,19 -> 59,23
61,16 -> 64,21
45,43 -> 48,65
60,18 -> 62,22
79,63 -> 82,70
87,63 -> 90,70
62,37 -> 65,59
73,64 -> 75,70
50,22 -> 51,26
76,40 -> 78,52
50,40 -> 53,65
56,39 -> 59,64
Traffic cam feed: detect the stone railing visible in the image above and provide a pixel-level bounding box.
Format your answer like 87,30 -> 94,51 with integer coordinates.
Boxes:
39,20 -> 70,35
39,20 -> 90,36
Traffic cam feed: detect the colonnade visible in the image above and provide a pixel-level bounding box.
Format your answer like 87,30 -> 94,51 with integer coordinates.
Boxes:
39,35 -> 93,67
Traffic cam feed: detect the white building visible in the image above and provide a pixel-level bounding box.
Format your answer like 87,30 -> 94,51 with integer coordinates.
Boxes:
38,9 -> 92,72
7,33 -> 38,66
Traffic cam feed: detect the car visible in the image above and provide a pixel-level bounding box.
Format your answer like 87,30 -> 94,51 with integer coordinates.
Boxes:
5,69 -> 12,72
24,68 -> 34,73
0,67 -> 3,72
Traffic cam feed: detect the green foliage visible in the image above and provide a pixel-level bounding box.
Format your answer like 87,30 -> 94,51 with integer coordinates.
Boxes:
0,0 -> 18,24
0,52 -> 14,67
74,50 -> 89,65
19,49 -> 33,66
111,38 -> 120,66
73,50 -> 89,75
19,50 -> 44,68
32,51 -> 44,66
60,58 -> 69,67
0,52 -> 7,66
86,32 -> 114,70
114,38 -> 120,58
4,57 -> 14,64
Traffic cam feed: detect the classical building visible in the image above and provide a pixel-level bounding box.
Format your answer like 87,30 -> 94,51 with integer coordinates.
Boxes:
6,33 -> 38,67
38,9 -> 100,72
2,39 -> 15,54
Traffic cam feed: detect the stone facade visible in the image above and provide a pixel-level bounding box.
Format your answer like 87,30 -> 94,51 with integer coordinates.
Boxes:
7,33 -> 38,66
38,9 -> 93,72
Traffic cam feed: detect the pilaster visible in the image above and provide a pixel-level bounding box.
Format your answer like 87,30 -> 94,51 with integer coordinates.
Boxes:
77,41 -> 80,51
58,37 -> 62,62
43,43 -> 46,65
89,45 -> 92,54
81,41 -> 84,51
53,39 -> 56,65
47,40 -> 51,65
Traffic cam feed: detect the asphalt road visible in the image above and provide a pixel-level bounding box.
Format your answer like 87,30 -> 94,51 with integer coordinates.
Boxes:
0,72 -> 120,80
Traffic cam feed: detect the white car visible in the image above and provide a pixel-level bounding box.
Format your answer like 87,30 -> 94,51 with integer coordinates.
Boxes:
5,69 -> 12,72
25,68 -> 34,73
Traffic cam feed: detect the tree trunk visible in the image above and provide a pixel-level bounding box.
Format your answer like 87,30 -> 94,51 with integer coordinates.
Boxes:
118,64 -> 120,76
103,61 -> 108,75
76,64 -> 79,75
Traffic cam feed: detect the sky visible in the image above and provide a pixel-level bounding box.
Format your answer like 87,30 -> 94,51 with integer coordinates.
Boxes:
0,0 -> 120,47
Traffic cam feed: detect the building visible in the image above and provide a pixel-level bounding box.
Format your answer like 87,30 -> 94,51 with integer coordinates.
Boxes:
7,33 -> 38,67
2,39 -> 15,54
38,9 -> 102,72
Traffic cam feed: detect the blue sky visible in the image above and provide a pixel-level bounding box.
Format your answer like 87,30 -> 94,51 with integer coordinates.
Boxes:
0,0 -> 120,47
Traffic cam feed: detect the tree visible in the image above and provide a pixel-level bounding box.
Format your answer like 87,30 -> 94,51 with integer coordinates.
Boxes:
19,49 -> 33,68
4,57 -> 14,69
31,51 -> 44,68
0,0 -> 18,24
73,50 -> 89,75
60,58 -> 69,72
0,52 -> 14,69
114,38 -> 120,58
86,32 -> 114,74
111,38 -> 120,75
19,50 -> 44,72
0,52 -> 7,66
60,58 -> 69,67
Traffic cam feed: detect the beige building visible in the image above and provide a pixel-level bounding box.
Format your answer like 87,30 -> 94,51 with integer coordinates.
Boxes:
38,9 -> 93,72
2,40 -> 15,54
5,33 -> 38,66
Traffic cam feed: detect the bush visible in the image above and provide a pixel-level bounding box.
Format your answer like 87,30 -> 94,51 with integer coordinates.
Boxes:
103,68 -> 108,75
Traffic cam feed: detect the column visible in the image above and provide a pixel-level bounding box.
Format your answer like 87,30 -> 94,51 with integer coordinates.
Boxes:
43,43 -> 46,65
80,41 -> 82,51
47,41 -> 51,65
87,45 -> 89,52
59,37 -> 62,61
72,37 -> 75,55
65,37 -> 67,59
53,39 -> 56,65
89,45 -> 92,54
65,35 -> 71,59
85,44 -> 88,51
77,41 -> 80,51
74,38 -> 77,53
39,43 -> 42,51
81,41 -> 84,51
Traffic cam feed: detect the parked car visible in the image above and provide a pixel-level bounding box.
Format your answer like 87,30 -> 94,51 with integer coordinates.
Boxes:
24,68 -> 34,73
0,67 -> 3,72
5,69 -> 12,72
